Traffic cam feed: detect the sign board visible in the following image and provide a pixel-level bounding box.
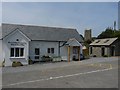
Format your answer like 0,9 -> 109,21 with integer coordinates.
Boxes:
8,42 -> 26,46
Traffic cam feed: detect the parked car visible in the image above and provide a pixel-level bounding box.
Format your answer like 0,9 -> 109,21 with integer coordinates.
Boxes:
80,54 -> 85,60
73,54 -> 85,61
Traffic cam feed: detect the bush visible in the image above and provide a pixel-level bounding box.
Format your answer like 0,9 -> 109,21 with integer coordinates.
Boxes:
103,55 -> 108,57
28,59 -> 33,65
12,61 -> 23,67
41,55 -> 53,62
2,59 -> 5,67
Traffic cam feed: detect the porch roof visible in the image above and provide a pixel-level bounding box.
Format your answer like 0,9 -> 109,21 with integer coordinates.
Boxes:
65,38 -> 82,47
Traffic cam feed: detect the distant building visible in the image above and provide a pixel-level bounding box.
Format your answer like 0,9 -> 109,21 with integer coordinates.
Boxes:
1,23 -> 84,66
84,29 -> 92,41
89,37 -> 120,57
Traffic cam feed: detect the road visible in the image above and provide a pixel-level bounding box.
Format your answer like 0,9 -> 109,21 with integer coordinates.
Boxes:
2,57 -> 119,88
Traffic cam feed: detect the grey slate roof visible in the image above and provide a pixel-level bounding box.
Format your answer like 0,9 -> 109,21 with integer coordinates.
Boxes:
2,23 -> 83,42
90,38 -> 118,46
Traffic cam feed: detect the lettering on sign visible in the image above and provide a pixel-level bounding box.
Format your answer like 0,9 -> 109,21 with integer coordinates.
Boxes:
8,42 -> 26,46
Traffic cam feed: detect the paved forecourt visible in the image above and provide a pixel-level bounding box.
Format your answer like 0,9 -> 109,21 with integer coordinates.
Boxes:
2,57 -> 118,88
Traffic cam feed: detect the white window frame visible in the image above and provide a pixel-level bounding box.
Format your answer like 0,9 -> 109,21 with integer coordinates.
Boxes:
10,46 -> 25,58
34,48 -> 40,59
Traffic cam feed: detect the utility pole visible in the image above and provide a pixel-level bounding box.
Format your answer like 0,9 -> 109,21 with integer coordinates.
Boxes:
114,21 -> 116,30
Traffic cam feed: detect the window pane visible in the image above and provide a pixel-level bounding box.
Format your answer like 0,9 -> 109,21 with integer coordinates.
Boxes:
10,48 -> 14,57
20,48 -> 24,57
47,48 -> 50,53
51,48 -> 54,54
15,48 -> 19,57
35,48 -> 39,55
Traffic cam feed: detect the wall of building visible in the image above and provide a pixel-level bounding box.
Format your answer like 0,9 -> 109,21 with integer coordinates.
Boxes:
0,40 -> 3,65
90,46 -> 109,57
60,42 -> 73,61
29,41 -> 79,61
112,40 -> 120,56
29,41 -> 60,61
3,31 -> 29,66
29,41 -> 81,61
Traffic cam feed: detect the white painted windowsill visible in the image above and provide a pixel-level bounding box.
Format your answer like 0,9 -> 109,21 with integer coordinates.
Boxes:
9,57 -> 25,59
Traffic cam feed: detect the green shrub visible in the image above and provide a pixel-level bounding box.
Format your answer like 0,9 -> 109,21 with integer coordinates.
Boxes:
2,59 -> 5,67
28,59 -> 33,65
12,61 -> 23,67
103,55 -> 108,57
41,55 -> 53,62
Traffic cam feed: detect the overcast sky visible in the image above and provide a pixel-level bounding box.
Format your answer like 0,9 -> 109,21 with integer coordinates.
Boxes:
1,2 -> 118,37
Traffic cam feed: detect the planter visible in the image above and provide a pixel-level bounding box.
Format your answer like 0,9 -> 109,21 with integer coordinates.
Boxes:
12,61 -> 23,67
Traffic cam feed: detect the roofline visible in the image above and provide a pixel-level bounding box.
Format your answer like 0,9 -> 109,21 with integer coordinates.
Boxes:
2,23 -> 76,30
95,37 -> 118,40
3,28 -> 31,41
90,44 -> 115,46
90,37 -> 118,46
31,39 -> 83,43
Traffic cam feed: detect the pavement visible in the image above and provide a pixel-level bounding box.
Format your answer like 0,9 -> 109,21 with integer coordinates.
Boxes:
2,57 -> 119,88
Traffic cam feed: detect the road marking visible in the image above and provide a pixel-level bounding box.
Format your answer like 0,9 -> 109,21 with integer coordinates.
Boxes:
90,63 -> 113,69
3,67 -> 114,87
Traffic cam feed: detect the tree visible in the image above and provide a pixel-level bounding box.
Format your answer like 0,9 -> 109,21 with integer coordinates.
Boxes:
97,28 -> 120,39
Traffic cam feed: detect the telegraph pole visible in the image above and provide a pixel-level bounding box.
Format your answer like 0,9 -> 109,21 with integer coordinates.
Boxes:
114,21 -> 116,30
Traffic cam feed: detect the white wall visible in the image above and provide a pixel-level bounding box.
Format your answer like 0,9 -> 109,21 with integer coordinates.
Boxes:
0,40 -> 3,64
3,30 -> 29,66
29,41 -> 59,61
60,42 -> 73,61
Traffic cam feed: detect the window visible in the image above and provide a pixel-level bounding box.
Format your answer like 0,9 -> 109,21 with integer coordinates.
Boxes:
104,39 -> 109,43
16,39 -> 19,41
51,48 -> 54,54
35,48 -> 39,55
47,48 -> 54,54
47,48 -> 50,53
96,40 -> 100,43
35,48 -> 40,59
15,48 -> 19,57
20,48 -> 24,57
10,48 -> 14,57
10,48 -> 24,57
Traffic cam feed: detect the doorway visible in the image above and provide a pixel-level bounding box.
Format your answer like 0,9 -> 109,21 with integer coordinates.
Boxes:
101,47 -> 105,56
110,46 -> 115,56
